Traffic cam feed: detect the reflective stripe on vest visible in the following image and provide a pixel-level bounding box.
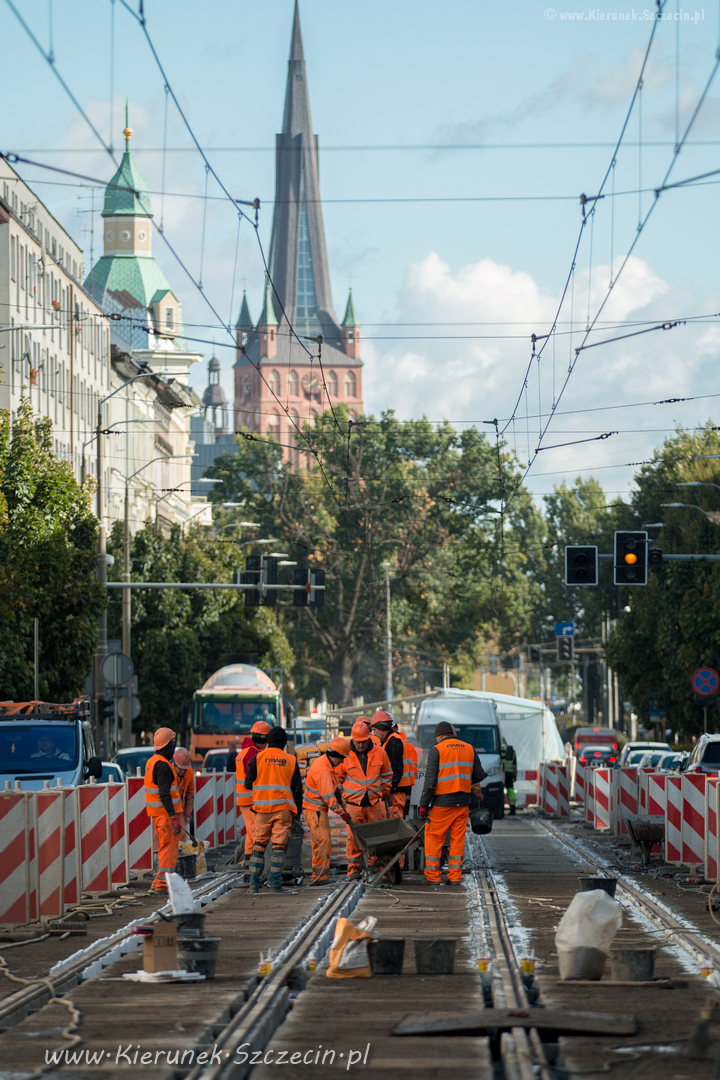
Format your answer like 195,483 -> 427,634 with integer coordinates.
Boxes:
341,745 -> 392,805
389,734 -> 418,788
144,753 -> 183,817
434,738 -> 475,797
236,745 -> 255,806
251,748 -> 297,814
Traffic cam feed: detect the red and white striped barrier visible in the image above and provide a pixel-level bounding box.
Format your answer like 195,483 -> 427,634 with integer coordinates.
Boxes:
574,761 -> 586,804
665,776 -> 683,864
614,767 -> 638,838
215,774 -> 226,848
194,775 -> 217,848
638,768 -> 655,813
77,785 -> 111,893
706,778 -> 718,883
35,789 -> 64,919
126,777 -> 152,875
107,783 -> 127,887
224,773 -> 236,842
647,772 -> 667,816
537,765 -> 569,817
63,788 -> 80,906
0,791 -> 36,924
594,768 -> 612,832
584,769 -> 595,826
680,774 -> 706,868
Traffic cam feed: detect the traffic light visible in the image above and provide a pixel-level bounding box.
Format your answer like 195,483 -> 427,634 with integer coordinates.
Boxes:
565,545 -> 598,586
556,637 -> 574,663
648,548 -> 663,570
614,530 -> 647,585
242,555 -> 278,607
293,568 -> 325,607
528,645 -> 542,663
99,695 -> 114,722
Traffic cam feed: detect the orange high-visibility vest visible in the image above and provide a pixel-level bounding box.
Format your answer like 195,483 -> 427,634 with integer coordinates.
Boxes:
434,738 -> 475,797
250,747 -> 297,815
394,732 -> 419,788
303,754 -> 343,815
144,753 -> 183,818
177,768 -> 195,816
235,745 -> 257,807
338,745 -> 392,806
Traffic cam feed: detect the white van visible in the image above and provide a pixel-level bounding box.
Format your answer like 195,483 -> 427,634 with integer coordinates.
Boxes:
413,697 -> 505,817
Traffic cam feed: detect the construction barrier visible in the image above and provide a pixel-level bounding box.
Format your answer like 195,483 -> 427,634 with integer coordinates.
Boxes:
584,769 -> 595,826
594,768 -> 612,832
574,761 -> 586,804
706,778 -> 718,883
638,768 -> 655,813
680,774 -> 706,868
665,776 -> 683,864
194,774 -> 217,849
35,789 -> 64,920
536,765 -> 569,818
126,776 -> 152,875
224,773 -> 236,843
0,791 -> 36,924
214,774 -> 225,848
647,772 -> 667,817
614,767 -> 638,838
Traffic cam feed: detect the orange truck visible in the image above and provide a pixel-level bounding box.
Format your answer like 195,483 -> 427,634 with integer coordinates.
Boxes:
189,664 -> 284,764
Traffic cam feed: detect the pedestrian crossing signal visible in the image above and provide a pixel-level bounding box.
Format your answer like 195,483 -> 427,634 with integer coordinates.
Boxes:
565,545 -> 598,586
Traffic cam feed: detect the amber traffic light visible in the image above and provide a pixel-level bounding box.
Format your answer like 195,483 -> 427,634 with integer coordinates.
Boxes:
613,531 -> 647,585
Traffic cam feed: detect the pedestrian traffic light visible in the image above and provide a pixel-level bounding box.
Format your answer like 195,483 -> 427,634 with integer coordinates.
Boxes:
242,555 -> 278,606
556,637 -> 573,664
528,645 -> 542,663
614,531 -> 647,585
293,568 -> 325,607
565,545 -> 598,586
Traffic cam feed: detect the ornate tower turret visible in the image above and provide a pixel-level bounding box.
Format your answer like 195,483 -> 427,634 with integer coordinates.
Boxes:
257,276 -> 278,361
341,289 -> 360,360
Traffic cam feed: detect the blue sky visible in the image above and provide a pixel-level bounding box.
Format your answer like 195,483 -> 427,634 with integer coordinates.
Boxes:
2,0 -> 720,501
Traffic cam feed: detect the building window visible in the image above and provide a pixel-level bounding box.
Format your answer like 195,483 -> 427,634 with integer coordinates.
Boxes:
345,371 -> 357,398
241,330 -> 248,346
295,176 -> 318,323
165,307 -> 173,331
288,370 -> 298,396
10,236 -> 16,281
268,412 -> 280,440
327,370 -> 337,397
269,370 -> 280,394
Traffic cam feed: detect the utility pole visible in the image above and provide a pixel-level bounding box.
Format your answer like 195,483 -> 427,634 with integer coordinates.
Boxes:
382,562 -> 392,701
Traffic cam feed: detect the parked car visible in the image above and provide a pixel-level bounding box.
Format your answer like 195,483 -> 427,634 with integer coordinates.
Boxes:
636,750 -> 670,770
99,761 -> 125,784
113,746 -> 154,778
574,727 -> 619,757
202,748 -> 233,772
617,741 -> 671,767
657,751 -> 688,773
684,734 -> 720,776
577,745 -> 617,769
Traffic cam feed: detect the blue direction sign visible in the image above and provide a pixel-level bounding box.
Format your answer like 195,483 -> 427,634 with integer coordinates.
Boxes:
555,621 -> 575,638
692,667 -> 720,697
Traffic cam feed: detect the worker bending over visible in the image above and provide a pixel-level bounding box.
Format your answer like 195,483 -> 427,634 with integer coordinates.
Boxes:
244,726 -> 302,893
144,728 -> 184,894
235,721 -> 271,874
419,721 -> 485,885
303,737 -> 350,885
337,721 -> 392,880
172,747 -> 195,833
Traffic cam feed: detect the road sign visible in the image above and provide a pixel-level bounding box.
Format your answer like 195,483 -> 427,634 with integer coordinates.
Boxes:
691,667 -> 720,697
100,651 -> 133,687
555,622 -> 575,638
118,695 -> 141,721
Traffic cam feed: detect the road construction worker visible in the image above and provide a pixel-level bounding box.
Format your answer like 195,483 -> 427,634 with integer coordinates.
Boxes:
244,726 -> 303,894
172,747 -> 195,834
303,737 -> 351,885
501,741 -> 518,816
235,721 -> 271,872
144,728 -> 184,894
226,740 -> 238,772
419,721 -> 486,885
399,731 -> 419,817
336,720 -> 392,880
371,711 -> 405,817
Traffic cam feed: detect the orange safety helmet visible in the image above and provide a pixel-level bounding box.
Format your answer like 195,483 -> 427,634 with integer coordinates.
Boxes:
153,727 -> 176,751
251,720 -> 271,735
371,710 -> 393,726
328,736 -> 351,757
173,747 -> 192,771
351,720 -> 371,741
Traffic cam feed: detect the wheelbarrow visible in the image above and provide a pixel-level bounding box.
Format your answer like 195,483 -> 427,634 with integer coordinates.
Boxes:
624,816 -> 665,866
349,816 -> 426,887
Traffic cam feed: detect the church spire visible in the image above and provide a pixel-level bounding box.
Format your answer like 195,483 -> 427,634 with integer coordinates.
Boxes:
267,1 -> 338,335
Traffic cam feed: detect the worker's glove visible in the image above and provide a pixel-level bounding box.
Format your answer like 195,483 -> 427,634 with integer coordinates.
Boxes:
171,816 -> 182,835
418,806 -> 428,818
339,812 -> 350,824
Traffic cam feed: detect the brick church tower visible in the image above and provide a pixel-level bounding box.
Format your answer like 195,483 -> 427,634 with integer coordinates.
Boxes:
234,1 -> 363,462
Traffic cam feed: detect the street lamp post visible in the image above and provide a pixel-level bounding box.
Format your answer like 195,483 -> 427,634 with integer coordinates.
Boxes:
382,562 -> 392,702
660,502 -> 720,524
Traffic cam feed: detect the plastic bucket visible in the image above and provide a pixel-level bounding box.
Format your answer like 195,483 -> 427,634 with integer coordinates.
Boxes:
414,939 -> 456,974
558,945 -> 606,981
470,808 -> 493,835
578,876 -> 617,898
176,854 -> 197,880
176,912 -> 205,938
370,938 -> 405,975
609,948 -> 656,982
177,936 -> 221,979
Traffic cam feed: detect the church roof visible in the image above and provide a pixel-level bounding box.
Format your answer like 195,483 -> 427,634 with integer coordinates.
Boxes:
342,289 -> 360,328
209,355 -> 221,373
266,0 -> 339,339
102,111 -> 153,218
235,291 -> 253,329
258,275 -> 278,327
203,382 -> 228,408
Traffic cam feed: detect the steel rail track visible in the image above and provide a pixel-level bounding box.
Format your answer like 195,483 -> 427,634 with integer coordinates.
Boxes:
0,872 -> 242,1029
187,880 -> 362,1080
535,815 -> 720,970
469,834 -> 554,1080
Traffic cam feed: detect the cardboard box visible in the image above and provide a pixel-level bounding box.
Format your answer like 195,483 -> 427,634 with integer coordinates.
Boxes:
143,922 -> 177,973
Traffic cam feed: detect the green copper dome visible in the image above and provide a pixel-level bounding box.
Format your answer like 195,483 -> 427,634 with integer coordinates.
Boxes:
102,108 -> 153,218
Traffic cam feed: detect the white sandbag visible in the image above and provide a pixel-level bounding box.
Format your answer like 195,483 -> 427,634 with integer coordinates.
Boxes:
555,889 -> 622,954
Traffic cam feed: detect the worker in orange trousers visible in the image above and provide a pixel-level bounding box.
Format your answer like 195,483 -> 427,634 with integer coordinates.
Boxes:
235,721 -> 271,872
144,728 -> 184,893
172,747 -> 195,835
303,737 -> 350,884
419,721 -> 485,884
336,721 -> 392,879
244,726 -> 303,894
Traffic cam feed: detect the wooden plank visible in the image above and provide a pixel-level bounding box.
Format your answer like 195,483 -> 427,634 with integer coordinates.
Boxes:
393,1008 -> 636,1037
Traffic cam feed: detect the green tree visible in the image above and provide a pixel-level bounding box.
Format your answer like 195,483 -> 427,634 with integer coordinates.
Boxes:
0,400 -> 104,701
107,523 -> 293,732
